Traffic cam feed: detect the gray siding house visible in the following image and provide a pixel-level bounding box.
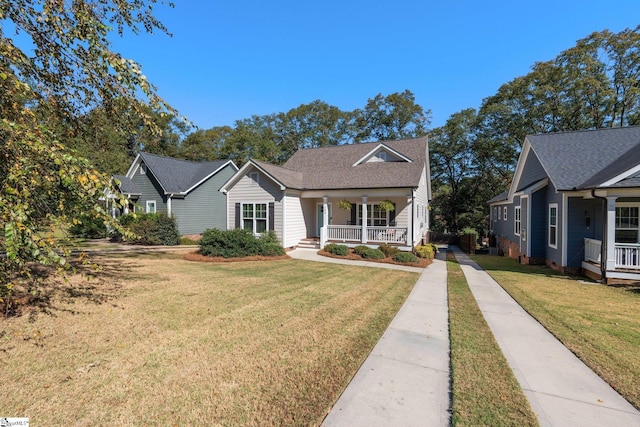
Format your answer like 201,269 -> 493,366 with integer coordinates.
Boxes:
220,137 -> 432,250
115,152 -> 238,235
489,126 -> 640,283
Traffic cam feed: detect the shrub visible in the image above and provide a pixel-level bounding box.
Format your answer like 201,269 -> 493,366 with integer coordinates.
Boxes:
199,228 -> 260,258
259,243 -> 286,256
69,214 -> 107,239
199,228 -> 285,258
378,243 -> 399,258
324,243 -> 348,256
394,252 -> 420,263
415,245 -> 435,259
353,245 -> 369,256
323,243 -> 337,253
259,230 -> 280,245
112,212 -> 179,245
462,227 -> 478,235
362,248 -> 385,259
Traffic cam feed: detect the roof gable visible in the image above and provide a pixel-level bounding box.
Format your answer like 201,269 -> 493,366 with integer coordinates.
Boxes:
126,153 -> 237,195
352,143 -> 413,166
526,126 -> 640,190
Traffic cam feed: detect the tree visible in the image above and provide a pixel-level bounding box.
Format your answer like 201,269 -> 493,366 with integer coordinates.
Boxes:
274,100 -> 354,159
354,90 -> 431,142
0,0 -> 175,314
430,109 -> 479,233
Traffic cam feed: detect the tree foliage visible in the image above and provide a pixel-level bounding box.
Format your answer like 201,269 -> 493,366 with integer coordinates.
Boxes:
178,91 -> 427,166
354,90 -> 431,142
0,0 -> 174,314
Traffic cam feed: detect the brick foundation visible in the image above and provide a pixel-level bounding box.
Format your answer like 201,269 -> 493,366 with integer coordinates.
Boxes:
497,236 -> 521,260
496,237 -> 544,265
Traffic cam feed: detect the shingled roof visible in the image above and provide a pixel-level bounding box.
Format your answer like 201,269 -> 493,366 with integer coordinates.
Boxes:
131,152 -> 234,195
237,137 -> 427,191
526,126 -> 640,190
283,137 -> 427,190
113,174 -> 141,196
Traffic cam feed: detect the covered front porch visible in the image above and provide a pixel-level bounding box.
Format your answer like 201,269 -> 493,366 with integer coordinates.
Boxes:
582,196 -> 640,282
303,189 -> 426,251
583,238 -> 640,281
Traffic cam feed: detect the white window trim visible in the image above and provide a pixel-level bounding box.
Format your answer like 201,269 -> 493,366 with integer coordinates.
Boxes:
614,202 -> 640,244
146,200 -> 156,214
140,164 -> 146,175
358,203 -> 391,226
241,202 -> 268,235
514,206 -> 521,236
548,203 -> 558,249
503,206 -> 507,221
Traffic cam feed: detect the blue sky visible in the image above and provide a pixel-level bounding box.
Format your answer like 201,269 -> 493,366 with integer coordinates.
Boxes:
112,0 -> 640,130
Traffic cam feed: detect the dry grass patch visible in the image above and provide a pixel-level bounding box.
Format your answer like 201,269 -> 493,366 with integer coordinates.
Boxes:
472,254 -> 640,409
1,251 -> 418,426
447,252 -> 538,426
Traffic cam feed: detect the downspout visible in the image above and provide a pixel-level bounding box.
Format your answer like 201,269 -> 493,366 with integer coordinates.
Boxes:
591,189 -> 607,282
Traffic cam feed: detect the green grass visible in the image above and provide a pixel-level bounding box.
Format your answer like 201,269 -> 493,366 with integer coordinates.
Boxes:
1,252 -> 418,426
471,254 -> 640,410
447,251 -> 538,426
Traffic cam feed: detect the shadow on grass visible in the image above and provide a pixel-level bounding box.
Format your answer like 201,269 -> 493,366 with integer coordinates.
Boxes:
1,252 -> 145,319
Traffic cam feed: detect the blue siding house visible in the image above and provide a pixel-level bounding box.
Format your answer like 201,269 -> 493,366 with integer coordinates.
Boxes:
115,152 -> 238,235
489,126 -> 640,283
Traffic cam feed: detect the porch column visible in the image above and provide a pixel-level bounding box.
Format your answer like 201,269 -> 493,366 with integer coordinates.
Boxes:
361,196 -> 368,244
321,196 -> 329,248
407,195 -> 413,247
605,196 -> 617,271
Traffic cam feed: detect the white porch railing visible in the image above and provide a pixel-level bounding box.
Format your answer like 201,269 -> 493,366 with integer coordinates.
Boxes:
615,243 -> 640,270
584,238 -> 601,263
326,225 -> 362,242
366,226 -> 407,244
584,238 -> 640,270
324,225 -> 407,245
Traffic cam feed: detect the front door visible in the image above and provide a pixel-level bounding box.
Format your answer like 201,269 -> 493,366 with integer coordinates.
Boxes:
317,203 -> 332,236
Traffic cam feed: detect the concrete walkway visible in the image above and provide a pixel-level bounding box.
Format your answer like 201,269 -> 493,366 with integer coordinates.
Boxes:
287,247 -> 424,273
451,247 -> 640,427
287,248 -> 451,427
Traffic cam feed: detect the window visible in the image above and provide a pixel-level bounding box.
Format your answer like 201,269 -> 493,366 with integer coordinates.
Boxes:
140,164 -> 146,175
358,204 -> 389,226
249,172 -> 259,187
494,207 -> 499,221
146,200 -> 156,214
514,206 -> 521,236
242,203 -> 267,234
615,206 -> 639,243
549,204 -> 558,248
503,206 -> 507,221
379,151 -> 387,162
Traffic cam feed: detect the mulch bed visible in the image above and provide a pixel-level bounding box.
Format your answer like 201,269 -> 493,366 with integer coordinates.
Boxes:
318,249 -> 433,268
183,251 -> 290,263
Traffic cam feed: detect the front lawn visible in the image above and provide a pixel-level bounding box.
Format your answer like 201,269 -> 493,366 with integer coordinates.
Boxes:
471,254 -> 640,410
0,252 -> 418,425
447,252 -> 538,426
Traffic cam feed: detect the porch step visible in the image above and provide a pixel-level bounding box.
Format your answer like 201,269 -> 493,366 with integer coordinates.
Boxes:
298,238 -> 320,249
